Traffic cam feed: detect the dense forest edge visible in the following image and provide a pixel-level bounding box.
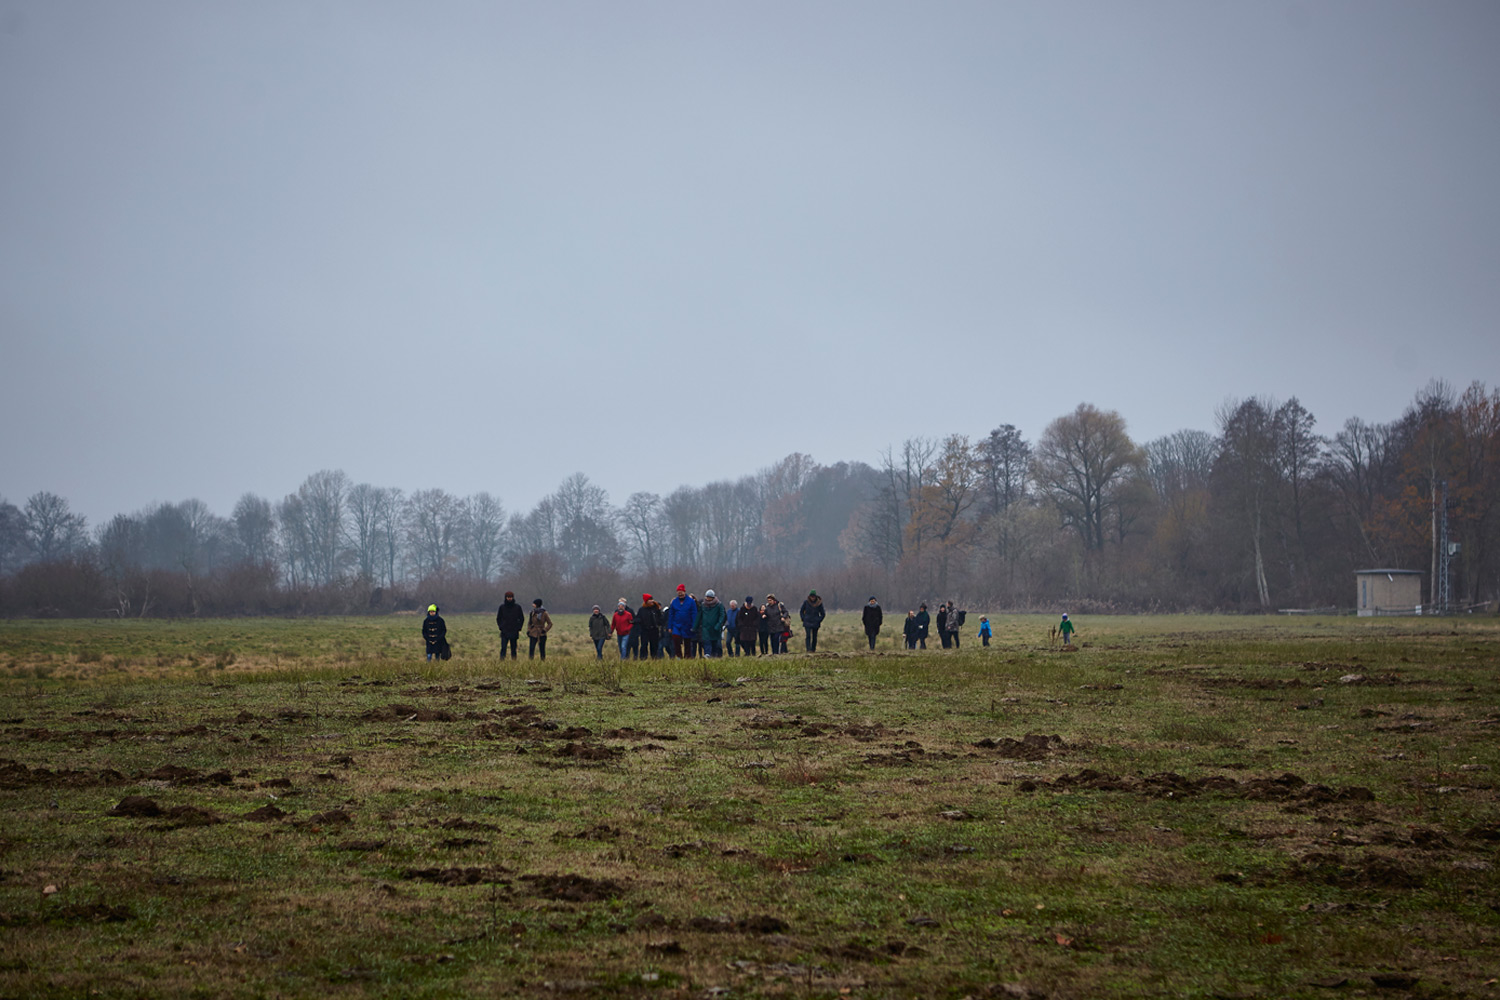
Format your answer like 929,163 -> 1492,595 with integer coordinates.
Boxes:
3,380 -> 1496,617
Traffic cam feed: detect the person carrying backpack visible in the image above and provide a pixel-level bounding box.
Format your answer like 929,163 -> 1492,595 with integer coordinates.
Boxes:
527,598 -> 553,660
947,603 -> 965,650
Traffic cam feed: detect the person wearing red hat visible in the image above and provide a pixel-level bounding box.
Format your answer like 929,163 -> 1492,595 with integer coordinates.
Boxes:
667,584 -> 698,659
635,593 -> 664,659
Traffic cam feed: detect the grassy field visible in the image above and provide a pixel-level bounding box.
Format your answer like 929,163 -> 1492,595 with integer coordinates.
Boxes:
1,612 -> 1496,999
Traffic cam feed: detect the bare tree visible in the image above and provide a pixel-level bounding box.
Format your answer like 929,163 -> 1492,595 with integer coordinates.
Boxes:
618,492 -> 664,573
458,491 -> 507,581
405,488 -> 462,577
1031,405 -> 1145,552
1212,397 -> 1281,607
347,483 -> 384,582
296,470 -> 351,584
23,492 -> 89,562
231,493 -> 277,566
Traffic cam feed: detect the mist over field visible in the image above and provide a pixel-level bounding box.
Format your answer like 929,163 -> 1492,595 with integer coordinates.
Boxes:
1,2 -> 1497,615
1,381 -> 1496,616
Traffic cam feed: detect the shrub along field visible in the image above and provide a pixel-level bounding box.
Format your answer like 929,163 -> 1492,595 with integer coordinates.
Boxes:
0,613 -> 1496,999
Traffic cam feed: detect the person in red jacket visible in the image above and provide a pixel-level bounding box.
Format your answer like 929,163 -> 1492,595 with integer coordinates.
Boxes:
611,599 -> 634,660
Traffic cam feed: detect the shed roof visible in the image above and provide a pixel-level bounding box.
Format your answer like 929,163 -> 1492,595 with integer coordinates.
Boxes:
1353,568 -> 1422,575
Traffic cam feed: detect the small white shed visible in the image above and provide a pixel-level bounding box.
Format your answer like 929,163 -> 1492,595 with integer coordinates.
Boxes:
1354,569 -> 1423,616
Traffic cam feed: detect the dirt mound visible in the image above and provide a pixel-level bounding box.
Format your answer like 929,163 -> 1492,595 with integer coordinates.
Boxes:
974,734 -> 1064,760
361,704 -> 456,722
243,805 -> 288,822
520,873 -> 625,901
150,806 -> 222,830
3,760 -> 126,790
1017,770 -> 1375,804
602,727 -> 678,741
308,810 -> 351,826
107,796 -> 163,818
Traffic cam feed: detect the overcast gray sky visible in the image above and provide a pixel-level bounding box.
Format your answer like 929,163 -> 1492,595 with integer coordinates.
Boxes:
2,0 -> 1497,527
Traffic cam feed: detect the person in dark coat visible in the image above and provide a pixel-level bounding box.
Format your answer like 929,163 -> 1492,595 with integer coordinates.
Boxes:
936,604 -> 950,649
757,602 -> 772,655
764,594 -> 788,655
588,605 -> 610,659
799,591 -> 826,652
862,596 -> 883,651
422,604 -> 446,661
737,596 -> 762,655
496,591 -> 525,660
913,604 -> 930,650
902,610 -> 919,649
946,601 -> 962,649
635,594 -> 664,659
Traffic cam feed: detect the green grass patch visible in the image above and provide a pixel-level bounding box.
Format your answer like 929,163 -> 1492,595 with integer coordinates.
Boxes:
0,613 -> 1497,997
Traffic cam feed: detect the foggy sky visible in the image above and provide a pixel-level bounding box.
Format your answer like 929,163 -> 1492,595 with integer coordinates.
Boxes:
2,0 -> 1498,528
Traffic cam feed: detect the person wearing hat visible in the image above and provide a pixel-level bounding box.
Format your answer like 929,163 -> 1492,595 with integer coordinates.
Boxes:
611,598 -> 635,659
764,593 -> 788,655
799,590 -> 826,652
588,605 -> 611,659
694,589 -> 727,658
861,596 -> 883,651
495,591 -> 525,660
667,584 -> 698,660
736,596 -> 762,655
913,603 -> 930,650
1058,612 -> 1076,646
527,598 -> 553,660
422,604 -> 447,661
635,593 -> 664,659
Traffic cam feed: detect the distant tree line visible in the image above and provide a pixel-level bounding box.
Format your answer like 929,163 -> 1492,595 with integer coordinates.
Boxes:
2,380 -> 1495,617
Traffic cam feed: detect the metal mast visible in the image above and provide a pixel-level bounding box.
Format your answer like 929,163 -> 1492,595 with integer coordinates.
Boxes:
1437,480 -> 1451,615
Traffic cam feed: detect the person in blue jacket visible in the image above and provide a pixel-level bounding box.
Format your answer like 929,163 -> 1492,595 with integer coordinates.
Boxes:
667,584 -> 699,659
977,616 -> 993,647
726,599 -> 741,657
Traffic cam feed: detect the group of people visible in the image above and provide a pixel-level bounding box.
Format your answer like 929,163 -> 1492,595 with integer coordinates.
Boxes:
585,586 -> 829,660
422,592 -> 1073,661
